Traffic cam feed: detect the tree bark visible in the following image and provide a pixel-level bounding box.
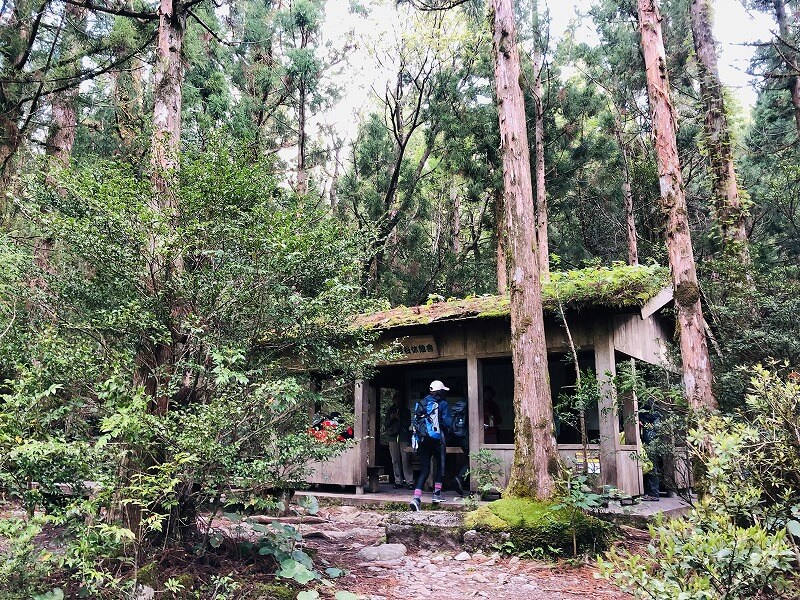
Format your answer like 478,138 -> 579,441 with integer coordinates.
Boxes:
638,0 -> 716,411
143,0 -> 187,413
495,188 -> 508,293
773,0 -> 800,137
532,41 -> 549,281
151,0 -> 186,194
612,114 -> 639,266
46,4 -> 87,166
492,0 -> 559,499
689,0 -> 750,258
451,181 -> 461,254
296,81 -> 308,194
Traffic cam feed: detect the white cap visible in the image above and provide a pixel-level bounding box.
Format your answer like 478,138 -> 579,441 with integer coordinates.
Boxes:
429,380 -> 450,392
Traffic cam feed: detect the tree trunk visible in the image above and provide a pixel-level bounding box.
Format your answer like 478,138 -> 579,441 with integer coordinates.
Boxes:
612,115 -> 639,265
492,0 -> 559,499
495,189 -> 508,293
689,0 -> 750,258
0,115 -> 21,193
297,81 -> 308,195
638,0 -> 716,411
144,0 -> 187,412
45,4 -> 86,166
773,0 -> 800,137
47,89 -> 79,166
151,0 -> 186,194
451,181 -> 461,254
329,142 -> 341,209
532,45 -> 549,281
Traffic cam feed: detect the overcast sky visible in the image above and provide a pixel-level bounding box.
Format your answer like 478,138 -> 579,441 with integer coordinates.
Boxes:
316,0 -> 776,143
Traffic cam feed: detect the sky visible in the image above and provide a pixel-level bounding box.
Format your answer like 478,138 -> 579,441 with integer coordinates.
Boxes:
316,0 -> 777,143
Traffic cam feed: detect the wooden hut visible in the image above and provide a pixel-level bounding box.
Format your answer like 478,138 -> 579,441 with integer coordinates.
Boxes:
307,264 -> 682,496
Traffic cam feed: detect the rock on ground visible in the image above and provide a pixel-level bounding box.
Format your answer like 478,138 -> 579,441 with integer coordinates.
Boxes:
356,543 -> 407,561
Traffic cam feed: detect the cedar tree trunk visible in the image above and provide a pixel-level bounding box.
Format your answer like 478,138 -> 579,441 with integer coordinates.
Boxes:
492,0 -> 559,499
151,0 -> 186,193
532,48 -> 549,281
495,189 -> 508,293
142,0 -> 187,413
612,115 -> 639,265
638,0 -> 716,411
689,0 -> 750,257
773,0 -> 800,137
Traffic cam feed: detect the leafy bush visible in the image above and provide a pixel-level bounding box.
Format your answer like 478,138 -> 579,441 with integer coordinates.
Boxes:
0,143 -> 380,594
599,368 -> 800,599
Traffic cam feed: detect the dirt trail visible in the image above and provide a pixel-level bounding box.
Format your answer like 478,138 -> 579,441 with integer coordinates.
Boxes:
303,506 -> 629,600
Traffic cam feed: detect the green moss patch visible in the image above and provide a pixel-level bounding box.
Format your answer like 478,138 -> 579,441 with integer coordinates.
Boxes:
250,583 -> 297,600
464,498 -> 612,556
356,263 -> 670,330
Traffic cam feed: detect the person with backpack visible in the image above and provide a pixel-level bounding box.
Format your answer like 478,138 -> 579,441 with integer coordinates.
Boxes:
449,397 -> 469,496
409,380 -> 453,511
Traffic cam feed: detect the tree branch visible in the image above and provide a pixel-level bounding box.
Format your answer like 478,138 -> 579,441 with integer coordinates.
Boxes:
63,0 -> 156,21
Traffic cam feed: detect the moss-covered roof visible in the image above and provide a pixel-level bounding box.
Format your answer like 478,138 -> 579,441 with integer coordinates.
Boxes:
356,263 -> 670,330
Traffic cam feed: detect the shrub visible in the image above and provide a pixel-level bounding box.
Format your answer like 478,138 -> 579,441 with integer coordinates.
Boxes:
0,144 -> 381,594
598,368 -> 800,599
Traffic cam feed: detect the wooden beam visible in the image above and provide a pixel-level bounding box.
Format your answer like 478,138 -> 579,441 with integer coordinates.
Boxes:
640,285 -> 673,319
594,321 -> 620,488
467,336 -> 481,493
354,380 -> 370,495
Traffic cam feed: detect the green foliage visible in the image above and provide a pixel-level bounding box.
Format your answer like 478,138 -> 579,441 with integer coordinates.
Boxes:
599,514 -> 796,600
464,497 -> 611,556
702,260 -> 800,412
0,142 -> 379,594
552,470 -> 603,557
468,448 -> 504,499
0,516 -> 54,598
599,368 -> 800,599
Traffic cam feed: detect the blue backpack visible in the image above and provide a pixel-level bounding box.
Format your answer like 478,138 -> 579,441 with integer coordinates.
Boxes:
412,398 -> 441,444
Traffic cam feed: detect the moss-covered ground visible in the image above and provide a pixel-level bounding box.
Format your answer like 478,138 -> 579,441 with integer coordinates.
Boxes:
465,498 -> 613,556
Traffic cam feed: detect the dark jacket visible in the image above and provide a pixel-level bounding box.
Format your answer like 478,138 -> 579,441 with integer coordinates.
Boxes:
384,403 -> 411,443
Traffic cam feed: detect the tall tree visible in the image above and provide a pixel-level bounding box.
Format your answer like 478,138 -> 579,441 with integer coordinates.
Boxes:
45,3 -> 87,165
612,111 -> 640,265
637,0 -> 716,411
688,0 -> 750,258
530,0 -> 549,280
277,0 -> 326,194
492,0 -> 558,499
771,0 -> 800,136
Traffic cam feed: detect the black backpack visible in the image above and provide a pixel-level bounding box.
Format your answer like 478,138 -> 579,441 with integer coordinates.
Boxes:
450,399 -> 468,438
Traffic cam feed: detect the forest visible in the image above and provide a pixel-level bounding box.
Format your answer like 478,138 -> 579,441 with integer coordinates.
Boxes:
0,0 -> 799,598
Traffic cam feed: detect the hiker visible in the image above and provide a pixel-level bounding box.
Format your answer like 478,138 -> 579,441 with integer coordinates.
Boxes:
449,396 -> 469,496
639,399 -> 662,501
482,386 -> 503,444
409,380 -> 452,511
384,393 -> 414,489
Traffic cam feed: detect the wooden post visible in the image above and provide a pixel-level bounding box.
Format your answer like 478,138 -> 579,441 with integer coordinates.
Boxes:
467,337 -> 482,493
594,323 -> 620,488
354,380 -> 370,495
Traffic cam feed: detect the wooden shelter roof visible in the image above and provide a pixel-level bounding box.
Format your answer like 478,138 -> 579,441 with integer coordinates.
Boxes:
356,264 -> 671,330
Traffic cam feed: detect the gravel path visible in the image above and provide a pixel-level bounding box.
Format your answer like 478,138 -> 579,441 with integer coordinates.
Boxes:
304,506 -> 630,600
